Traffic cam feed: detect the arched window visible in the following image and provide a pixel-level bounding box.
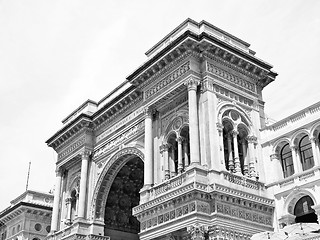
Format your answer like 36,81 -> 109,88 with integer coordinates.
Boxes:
299,135 -> 314,171
221,110 -> 250,176
280,144 -> 294,178
294,195 -> 317,223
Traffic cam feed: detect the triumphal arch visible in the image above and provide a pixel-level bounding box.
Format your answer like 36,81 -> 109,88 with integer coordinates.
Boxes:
46,19 -> 278,240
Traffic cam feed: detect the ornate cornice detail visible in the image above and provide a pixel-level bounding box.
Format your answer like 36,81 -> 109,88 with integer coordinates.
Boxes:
58,136 -> 86,160
207,61 -> 256,93
214,85 -> 254,108
93,121 -> 145,160
94,94 -> 143,132
208,226 -> 252,240
145,61 -> 190,99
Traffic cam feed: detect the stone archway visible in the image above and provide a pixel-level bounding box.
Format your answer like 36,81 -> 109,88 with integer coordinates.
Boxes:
91,147 -> 144,240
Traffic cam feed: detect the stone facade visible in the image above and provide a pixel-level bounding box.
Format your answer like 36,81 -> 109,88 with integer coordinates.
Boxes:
0,190 -> 53,240
45,18 -> 293,240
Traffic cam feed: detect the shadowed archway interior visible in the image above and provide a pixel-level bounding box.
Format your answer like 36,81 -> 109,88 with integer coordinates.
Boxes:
104,156 -> 144,239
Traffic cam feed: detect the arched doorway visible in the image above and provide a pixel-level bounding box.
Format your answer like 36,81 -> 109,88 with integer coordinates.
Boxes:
104,156 -> 144,239
294,195 -> 318,223
91,147 -> 144,240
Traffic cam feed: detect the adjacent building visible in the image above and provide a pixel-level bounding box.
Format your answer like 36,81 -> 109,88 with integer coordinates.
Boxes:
0,190 -> 53,240
45,18 -> 320,240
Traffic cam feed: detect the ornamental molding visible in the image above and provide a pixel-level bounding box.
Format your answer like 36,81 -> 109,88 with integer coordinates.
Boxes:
203,50 -> 266,83
207,61 -> 256,93
214,85 -> 254,108
58,135 -> 86,160
93,121 -> 145,160
212,183 -> 274,206
208,226 -> 252,240
96,105 -> 144,143
94,94 -> 143,132
145,61 -> 190,99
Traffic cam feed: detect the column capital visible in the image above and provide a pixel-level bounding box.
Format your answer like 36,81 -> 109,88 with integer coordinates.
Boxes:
187,224 -> 208,240
65,197 -> 72,204
160,143 -> 169,153
80,150 -> 91,159
270,153 -> 279,161
184,77 -> 200,91
231,130 -> 239,137
176,136 -> 184,143
201,79 -> 214,92
310,136 -> 317,143
247,135 -> 257,144
143,107 -> 153,118
290,145 -> 297,151
216,122 -> 223,132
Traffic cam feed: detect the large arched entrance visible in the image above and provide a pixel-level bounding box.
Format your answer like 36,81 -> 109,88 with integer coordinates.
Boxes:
104,156 -> 144,239
91,147 -> 144,240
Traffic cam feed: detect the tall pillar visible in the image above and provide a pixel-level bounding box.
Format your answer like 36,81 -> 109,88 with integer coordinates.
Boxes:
163,144 -> 170,180
247,136 -> 257,178
216,123 -> 225,169
290,145 -> 300,174
185,78 -> 200,164
144,107 -> 153,187
78,151 -> 90,219
232,130 -> 241,174
170,146 -> 176,177
227,133 -> 234,172
177,137 -> 183,173
310,137 -> 320,166
183,139 -> 190,167
65,197 -> 72,225
51,169 -> 63,232
242,139 -> 249,176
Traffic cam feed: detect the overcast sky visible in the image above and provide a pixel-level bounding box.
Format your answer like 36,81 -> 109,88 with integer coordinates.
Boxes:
0,0 -> 319,210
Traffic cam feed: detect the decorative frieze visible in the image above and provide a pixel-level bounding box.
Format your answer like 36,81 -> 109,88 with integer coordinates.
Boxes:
145,62 -> 190,99
96,106 -> 144,142
214,85 -> 254,108
207,62 -> 256,93
93,121 -> 144,159
58,136 -> 86,160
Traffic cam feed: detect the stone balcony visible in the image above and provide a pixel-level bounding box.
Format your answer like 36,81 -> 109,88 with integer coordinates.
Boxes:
133,165 -> 274,239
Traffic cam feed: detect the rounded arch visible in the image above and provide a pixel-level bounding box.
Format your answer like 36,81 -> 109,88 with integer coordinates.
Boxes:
310,122 -> 320,138
283,188 -> 318,217
163,110 -> 189,137
90,147 -> 144,221
272,138 -> 291,154
217,103 -> 252,128
290,129 -> 311,146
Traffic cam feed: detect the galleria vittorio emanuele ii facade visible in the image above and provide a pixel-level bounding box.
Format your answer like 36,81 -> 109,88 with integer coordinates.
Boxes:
45,19 -> 320,240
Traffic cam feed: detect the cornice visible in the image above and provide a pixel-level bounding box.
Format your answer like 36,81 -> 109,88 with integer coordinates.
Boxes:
127,30 -> 277,90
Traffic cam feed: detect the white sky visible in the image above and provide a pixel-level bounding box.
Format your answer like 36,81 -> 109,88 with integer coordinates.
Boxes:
0,0 -> 319,210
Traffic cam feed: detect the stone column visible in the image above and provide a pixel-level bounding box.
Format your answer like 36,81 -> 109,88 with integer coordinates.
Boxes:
183,139 -> 190,167
227,133 -> 234,172
177,137 -> 183,174
170,146 -> 176,177
310,137 -> 320,166
187,224 -> 208,240
50,169 -> 63,232
78,150 -> 90,219
216,123 -> 225,169
232,130 -> 241,174
185,78 -> 200,165
163,144 -> 170,180
270,153 -> 285,181
65,196 -> 72,225
144,107 -> 153,187
242,139 -> 249,176
247,136 -> 257,178
290,145 -> 300,174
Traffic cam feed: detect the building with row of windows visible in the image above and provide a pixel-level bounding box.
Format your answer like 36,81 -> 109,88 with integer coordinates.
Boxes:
0,191 -> 53,240
43,18 -> 320,240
